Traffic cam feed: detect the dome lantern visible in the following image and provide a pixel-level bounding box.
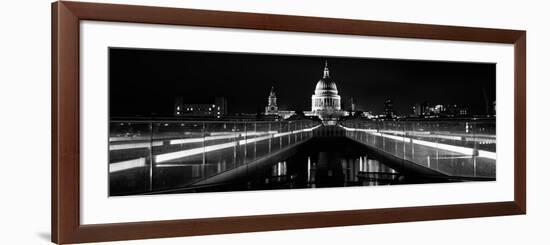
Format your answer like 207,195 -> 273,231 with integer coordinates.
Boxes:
323,60 -> 330,78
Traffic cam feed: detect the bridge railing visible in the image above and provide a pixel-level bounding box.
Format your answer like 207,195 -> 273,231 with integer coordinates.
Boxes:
340,119 -> 496,179
108,119 -> 321,196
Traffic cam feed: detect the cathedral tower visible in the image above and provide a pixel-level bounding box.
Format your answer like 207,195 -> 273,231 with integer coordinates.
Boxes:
265,86 -> 278,115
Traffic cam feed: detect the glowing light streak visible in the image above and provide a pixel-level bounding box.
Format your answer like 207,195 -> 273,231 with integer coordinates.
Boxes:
302,125 -> 322,132
170,134 -> 237,144
109,158 -> 146,173
154,125 -> 319,163
416,135 -> 463,141
244,131 -> 277,136
238,135 -> 273,145
170,131 -> 281,145
341,125 -> 496,160
209,131 -> 278,136
109,141 -> 163,151
437,156 -> 475,159
380,133 -> 408,142
411,139 -> 473,155
155,141 -> 237,163
274,132 -> 292,137
478,150 -> 497,160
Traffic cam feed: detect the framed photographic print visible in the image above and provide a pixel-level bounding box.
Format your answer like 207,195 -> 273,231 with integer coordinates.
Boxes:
51,1 -> 526,244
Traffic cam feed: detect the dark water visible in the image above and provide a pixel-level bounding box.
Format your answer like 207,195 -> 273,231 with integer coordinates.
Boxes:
248,150 -> 400,190
172,137 -> 421,194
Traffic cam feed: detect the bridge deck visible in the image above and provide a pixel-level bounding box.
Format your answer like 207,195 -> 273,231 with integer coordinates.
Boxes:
108,121 -> 496,195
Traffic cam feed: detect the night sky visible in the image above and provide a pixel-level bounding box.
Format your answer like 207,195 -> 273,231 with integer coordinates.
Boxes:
109,48 -> 496,117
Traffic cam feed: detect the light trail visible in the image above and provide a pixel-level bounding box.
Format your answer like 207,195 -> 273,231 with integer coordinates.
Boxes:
109,141 -> 163,151
154,125 -> 320,164
170,131 -> 281,145
110,125 -> 321,171
340,125 -> 496,160
155,141 -> 237,163
109,158 -> 147,173
170,134 -> 238,145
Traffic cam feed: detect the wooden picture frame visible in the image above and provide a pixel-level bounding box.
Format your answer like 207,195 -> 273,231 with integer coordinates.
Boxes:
51,1 -> 526,244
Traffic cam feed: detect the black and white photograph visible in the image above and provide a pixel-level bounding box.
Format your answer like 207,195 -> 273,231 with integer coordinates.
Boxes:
3,0 -> 544,244
108,48 -> 496,196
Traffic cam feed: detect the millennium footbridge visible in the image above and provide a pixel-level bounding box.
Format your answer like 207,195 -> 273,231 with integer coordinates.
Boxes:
109,118 -> 495,196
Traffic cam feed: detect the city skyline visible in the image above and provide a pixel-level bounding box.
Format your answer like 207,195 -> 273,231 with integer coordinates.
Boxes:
109,48 -> 496,117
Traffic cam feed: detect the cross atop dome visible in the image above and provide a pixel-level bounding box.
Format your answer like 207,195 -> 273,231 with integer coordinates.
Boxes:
323,60 -> 330,78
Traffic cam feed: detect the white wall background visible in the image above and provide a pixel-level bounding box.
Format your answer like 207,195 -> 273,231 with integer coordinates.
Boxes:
0,0 -> 547,244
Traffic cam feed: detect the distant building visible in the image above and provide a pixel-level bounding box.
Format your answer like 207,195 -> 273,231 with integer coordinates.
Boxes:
384,98 -> 395,118
459,107 -> 469,116
174,96 -> 227,118
362,111 -> 375,119
413,101 -> 430,117
412,102 -> 469,118
264,86 -> 295,119
448,104 -> 469,117
347,97 -> 356,112
422,101 -> 431,116
412,103 -> 421,116
214,97 -> 228,115
433,104 -> 446,114
342,96 -> 359,116
265,86 -> 279,115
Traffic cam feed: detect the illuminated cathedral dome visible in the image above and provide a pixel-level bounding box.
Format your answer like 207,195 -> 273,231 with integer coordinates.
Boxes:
314,66 -> 338,96
311,61 -> 341,112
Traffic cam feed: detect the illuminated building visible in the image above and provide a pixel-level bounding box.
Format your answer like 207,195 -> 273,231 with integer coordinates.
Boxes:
174,96 -> 227,118
433,104 -> 445,114
264,86 -> 295,119
412,102 -> 470,118
384,98 -> 395,118
265,86 -> 278,115
308,61 -> 345,124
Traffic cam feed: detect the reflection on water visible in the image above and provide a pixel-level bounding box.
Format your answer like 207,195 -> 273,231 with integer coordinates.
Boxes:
146,137 -> 450,195
253,150 -> 401,191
